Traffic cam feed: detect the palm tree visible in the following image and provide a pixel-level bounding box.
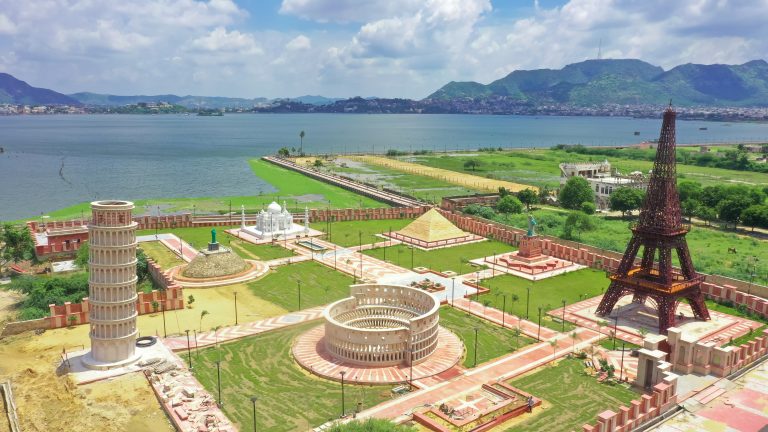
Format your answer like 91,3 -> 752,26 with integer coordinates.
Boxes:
510,294 -> 519,317
511,327 -> 522,351
549,340 -> 558,362
200,310 -> 210,331
482,300 -> 491,315
570,331 -> 578,355
299,130 -> 305,154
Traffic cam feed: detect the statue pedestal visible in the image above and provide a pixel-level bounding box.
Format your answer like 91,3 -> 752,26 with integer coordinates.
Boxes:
207,242 -> 219,252
517,236 -> 544,262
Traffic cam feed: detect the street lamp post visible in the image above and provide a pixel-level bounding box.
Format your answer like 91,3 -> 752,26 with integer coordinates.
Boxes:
409,349 -> 414,389
526,285 -> 531,320
613,314 -> 619,350
619,341 -> 626,381
358,231 -> 363,281
297,281 -> 302,310
537,307 -> 542,341
451,278 -> 456,307
215,360 -> 222,407
161,299 -> 167,338
340,371 -> 346,418
502,294 -> 507,328
473,327 -> 479,367
233,291 -> 238,325
410,246 -> 415,269
250,396 -> 258,432
185,330 -> 192,369
561,299 -> 567,333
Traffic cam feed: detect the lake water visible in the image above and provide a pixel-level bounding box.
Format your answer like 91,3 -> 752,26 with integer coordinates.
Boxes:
1,113 -> 767,220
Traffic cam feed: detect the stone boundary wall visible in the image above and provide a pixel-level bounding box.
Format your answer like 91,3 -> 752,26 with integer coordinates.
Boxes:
582,382 -> 677,432
438,209 -> 768,300
0,380 -> 21,432
0,317 -> 49,338
666,328 -> 768,378
47,259 -> 184,329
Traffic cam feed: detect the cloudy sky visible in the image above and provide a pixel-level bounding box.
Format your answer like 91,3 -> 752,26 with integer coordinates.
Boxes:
0,0 -> 766,99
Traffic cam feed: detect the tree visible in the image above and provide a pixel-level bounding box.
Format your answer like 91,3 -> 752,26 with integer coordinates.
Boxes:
558,177 -> 594,210
718,197 -> 752,229
697,206 -> 717,226
464,204 -> 496,219
136,248 -> 149,283
580,201 -> 596,215
277,147 -> 290,157
75,242 -> 89,268
741,205 -> 768,231
517,189 -> 538,211
570,331 -> 578,355
1,223 -> 35,268
510,327 -> 522,351
562,212 -> 596,240
151,300 -> 160,313
498,187 -> 510,198
463,159 -> 481,171
187,294 -> 196,308
678,181 -> 702,202
313,159 -> 323,167
701,185 -> 727,208
328,419 -> 416,432
549,339 -> 558,362
538,185 -> 552,204
299,130 -> 305,154
609,187 -> 644,218
496,196 -> 523,214
68,315 -> 77,326
200,310 -> 210,331
681,199 -> 700,223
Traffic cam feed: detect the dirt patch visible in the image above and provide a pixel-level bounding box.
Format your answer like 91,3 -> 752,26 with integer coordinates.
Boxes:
0,289 -> 23,325
0,331 -> 172,432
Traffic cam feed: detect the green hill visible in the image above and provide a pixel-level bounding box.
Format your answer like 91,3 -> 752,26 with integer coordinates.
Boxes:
425,59 -> 768,106
0,73 -> 81,105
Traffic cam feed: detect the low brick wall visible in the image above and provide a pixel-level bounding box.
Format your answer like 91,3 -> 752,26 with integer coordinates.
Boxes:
582,382 -> 677,432
0,317 -> 49,338
48,259 -> 184,329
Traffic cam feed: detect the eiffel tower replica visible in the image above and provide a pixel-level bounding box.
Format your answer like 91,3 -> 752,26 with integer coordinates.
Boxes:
595,105 -> 710,333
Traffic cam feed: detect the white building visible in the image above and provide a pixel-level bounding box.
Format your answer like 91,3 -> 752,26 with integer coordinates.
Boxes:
559,161 -> 647,210
241,201 -> 308,239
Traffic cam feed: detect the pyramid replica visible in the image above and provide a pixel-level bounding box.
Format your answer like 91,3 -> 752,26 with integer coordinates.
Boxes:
388,209 -> 474,249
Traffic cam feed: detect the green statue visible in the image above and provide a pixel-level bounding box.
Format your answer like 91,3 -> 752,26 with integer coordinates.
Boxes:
211,228 -> 217,244
527,214 -> 537,237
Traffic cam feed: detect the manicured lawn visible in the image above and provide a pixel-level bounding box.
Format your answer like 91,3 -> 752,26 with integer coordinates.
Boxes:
363,240 -> 512,274
483,269 -> 609,331
137,225 -> 296,261
439,307 -> 535,368
310,218 -> 414,247
493,209 -> 768,285
138,241 -> 184,269
228,240 -> 295,261
598,338 -> 641,351
506,358 -> 640,432
247,261 -> 355,311
31,159 -> 386,222
193,321 -> 393,432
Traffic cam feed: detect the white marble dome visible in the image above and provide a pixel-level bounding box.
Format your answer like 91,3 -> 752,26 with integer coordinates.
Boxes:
267,201 -> 282,214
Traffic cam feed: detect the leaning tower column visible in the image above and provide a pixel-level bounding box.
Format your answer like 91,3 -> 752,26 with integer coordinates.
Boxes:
82,200 -> 140,370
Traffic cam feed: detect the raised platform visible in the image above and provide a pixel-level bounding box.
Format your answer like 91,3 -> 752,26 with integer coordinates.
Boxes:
292,325 -> 463,384
380,231 -> 486,251
240,223 -> 307,240
472,253 -> 584,281
169,259 -> 269,288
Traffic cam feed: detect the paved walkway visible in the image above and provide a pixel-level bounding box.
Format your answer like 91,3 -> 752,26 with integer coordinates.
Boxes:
357,326 -> 601,421
163,306 -> 325,351
160,236 -> 199,262
451,298 -> 560,341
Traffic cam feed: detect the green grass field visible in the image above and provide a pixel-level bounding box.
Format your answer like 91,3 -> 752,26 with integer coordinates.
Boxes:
137,225 -> 295,261
439,307 -> 535,368
408,149 -> 768,189
192,321 -> 393,432
138,241 -> 184,269
483,269 -> 609,331
495,208 -> 768,285
247,261 -> 355,311
363,240 -> 512,274
323,157 -> 475,204
32,159 -> 386,222
310,218 -> 414,247
506,358 -> 639,432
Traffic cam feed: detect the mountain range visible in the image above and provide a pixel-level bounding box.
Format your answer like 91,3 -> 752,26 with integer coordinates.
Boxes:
427,59 -> 768,106
3,58 -> 768,108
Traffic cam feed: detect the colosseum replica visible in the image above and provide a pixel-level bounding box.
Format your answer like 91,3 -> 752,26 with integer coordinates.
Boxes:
324,284 -> 440,366
82,200 -> 141,370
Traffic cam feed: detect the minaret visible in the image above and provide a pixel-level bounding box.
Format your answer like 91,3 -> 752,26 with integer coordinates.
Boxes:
82,200 -> 140,369
304,206 -> 310,234
240,205 -> 246,229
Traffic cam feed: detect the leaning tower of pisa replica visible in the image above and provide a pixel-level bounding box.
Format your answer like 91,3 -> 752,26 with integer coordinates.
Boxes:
82,200 -> 140,370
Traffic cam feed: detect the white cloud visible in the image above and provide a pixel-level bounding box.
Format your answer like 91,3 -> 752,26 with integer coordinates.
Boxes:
279,0 -> 422,23
286,34 -> 311,51
191,27 -> 262,54
0,13 -> 17,34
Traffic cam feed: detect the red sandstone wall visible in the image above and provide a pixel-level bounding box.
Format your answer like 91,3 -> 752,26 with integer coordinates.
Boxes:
582,382 -> 676,432
48,259 -> 184,329
27,221 -> 88,259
